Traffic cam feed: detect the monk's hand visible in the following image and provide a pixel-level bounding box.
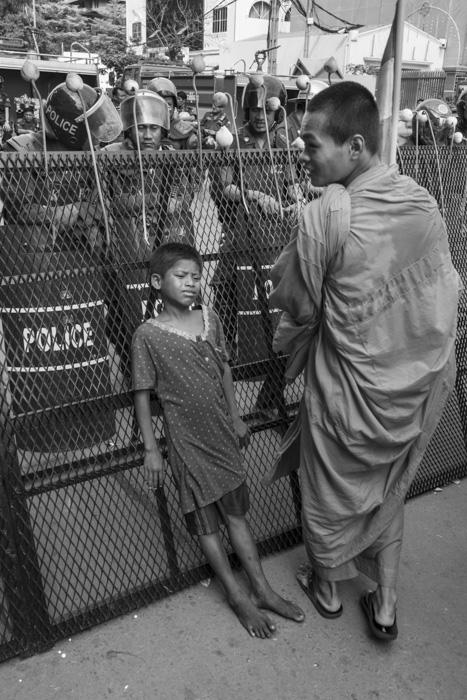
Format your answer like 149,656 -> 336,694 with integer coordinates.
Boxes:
286,183 -> 304,203
232,416 -> 251,449
254,192 -> 281,215
143,448 -> 165,490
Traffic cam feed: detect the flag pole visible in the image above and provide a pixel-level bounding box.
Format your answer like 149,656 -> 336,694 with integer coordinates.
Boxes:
389,0 -> 405,164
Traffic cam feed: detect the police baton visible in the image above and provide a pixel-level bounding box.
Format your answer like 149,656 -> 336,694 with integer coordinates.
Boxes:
21,59 -> 48,175
65,72 -> 111,248
122,79 -> 149,245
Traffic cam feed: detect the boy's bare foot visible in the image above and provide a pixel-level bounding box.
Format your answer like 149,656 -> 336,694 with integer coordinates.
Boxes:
228,589 -> 276,638
252,587 -> 305,623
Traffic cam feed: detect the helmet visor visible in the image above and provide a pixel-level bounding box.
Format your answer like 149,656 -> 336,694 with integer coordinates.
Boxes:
76,90 -> 123,143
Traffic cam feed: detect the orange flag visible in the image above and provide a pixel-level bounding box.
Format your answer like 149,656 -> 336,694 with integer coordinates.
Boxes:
376,0 -> 404,164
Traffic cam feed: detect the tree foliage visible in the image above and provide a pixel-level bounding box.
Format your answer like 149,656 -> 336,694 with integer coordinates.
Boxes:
0,0 -> 24,15
0,0 -> 205,76
345,64 -> 379,76
0,0 -> 137,78
86,0 -> 138,77
146,0 -> 203,61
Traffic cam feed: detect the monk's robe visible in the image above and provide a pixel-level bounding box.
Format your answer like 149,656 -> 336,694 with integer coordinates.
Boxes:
264,164 -> 462,583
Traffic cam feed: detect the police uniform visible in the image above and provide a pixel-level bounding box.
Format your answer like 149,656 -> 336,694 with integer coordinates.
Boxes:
200,111 -> 231,149
218,122 -> 291,249
2,131 -> 103,255
102,136 -> 173,254
4,132 -> 67,152
236,122 -> 288,150
162,117 -> 198,151
159,117 -> 199,245
285,110 -> 302,143
14,115 -> 41,135
102,137 -> 171,377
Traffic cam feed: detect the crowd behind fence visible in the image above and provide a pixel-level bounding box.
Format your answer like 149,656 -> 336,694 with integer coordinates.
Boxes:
0,146 -> 466,661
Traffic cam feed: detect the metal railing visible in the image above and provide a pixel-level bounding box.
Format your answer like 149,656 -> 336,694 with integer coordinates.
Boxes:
400,70 -> 446,108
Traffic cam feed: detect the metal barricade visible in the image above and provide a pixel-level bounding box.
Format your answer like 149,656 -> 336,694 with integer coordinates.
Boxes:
0,145 -> 466,661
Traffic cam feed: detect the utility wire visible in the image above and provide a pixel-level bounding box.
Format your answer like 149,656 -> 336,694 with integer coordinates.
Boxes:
203,0 -> 239,19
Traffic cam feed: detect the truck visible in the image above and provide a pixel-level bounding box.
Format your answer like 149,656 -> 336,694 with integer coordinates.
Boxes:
0,39 -> 100,126
122,59 -> 301,127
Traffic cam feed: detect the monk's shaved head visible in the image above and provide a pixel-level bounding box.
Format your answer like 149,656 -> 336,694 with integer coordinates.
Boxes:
306,82 -> 380,155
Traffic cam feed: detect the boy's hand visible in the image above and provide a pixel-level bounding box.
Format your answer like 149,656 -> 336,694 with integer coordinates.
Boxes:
232,416 -> 251,449
143,448 -> 165,490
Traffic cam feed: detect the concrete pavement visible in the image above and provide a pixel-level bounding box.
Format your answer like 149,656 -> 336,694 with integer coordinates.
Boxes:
1,481 -> 466,700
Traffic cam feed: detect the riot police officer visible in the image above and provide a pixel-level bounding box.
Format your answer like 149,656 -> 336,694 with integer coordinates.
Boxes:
102,90 -> 172,257
104,90 -> 169,155
284,79 -> 327,144
1,80 -> 122,251
147,77 -> 198,151
4,80 -> 121,153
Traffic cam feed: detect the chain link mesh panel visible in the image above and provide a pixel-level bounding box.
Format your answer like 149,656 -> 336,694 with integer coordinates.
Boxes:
0,145 -> 466,660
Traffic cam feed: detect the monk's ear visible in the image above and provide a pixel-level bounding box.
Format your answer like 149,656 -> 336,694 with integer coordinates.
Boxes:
349,134 -> 365,159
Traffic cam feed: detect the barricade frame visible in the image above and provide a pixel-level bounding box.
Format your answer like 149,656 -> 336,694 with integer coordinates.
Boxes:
0,145 -> 466,661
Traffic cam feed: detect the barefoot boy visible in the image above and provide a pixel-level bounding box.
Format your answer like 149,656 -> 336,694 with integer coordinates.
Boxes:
132,243 -> 304,637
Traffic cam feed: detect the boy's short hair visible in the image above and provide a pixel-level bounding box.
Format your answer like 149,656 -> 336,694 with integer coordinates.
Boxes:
307,82 -> 380,155
149,242 -> 203,277
177,90 -> 187,100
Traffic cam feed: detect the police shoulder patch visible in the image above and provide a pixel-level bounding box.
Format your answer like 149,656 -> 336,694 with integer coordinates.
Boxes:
275,130 -> 288,148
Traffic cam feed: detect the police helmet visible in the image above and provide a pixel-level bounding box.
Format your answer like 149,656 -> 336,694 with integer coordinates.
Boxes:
45,82 -> 123,149
413,98 -> 455,146
147,77 -> 178,107
289,79 -> 328,104
242,75 -> 287,124
120,91 -> 170,133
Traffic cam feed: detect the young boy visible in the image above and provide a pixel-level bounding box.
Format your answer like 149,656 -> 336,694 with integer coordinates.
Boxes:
132,243 -> 305,638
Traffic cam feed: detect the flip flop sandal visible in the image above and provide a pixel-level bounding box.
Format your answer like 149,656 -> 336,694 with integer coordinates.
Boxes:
361,590 -> 398,641
296,567 -> 343,619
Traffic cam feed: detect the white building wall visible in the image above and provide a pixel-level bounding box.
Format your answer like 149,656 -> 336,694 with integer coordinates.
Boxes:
352,24 -> 445,69
204,0 -> 290,68
126,0 -> 147,56
203,3 -> 446,77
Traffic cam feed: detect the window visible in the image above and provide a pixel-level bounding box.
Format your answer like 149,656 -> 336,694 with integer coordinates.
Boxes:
249,1 -> 270,19
213,7 -> 228,33
132,21 -> 142,44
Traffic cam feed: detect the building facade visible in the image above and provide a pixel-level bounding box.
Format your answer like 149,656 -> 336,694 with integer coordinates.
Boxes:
203,0 -> 448,79
125,0 -> 147,56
